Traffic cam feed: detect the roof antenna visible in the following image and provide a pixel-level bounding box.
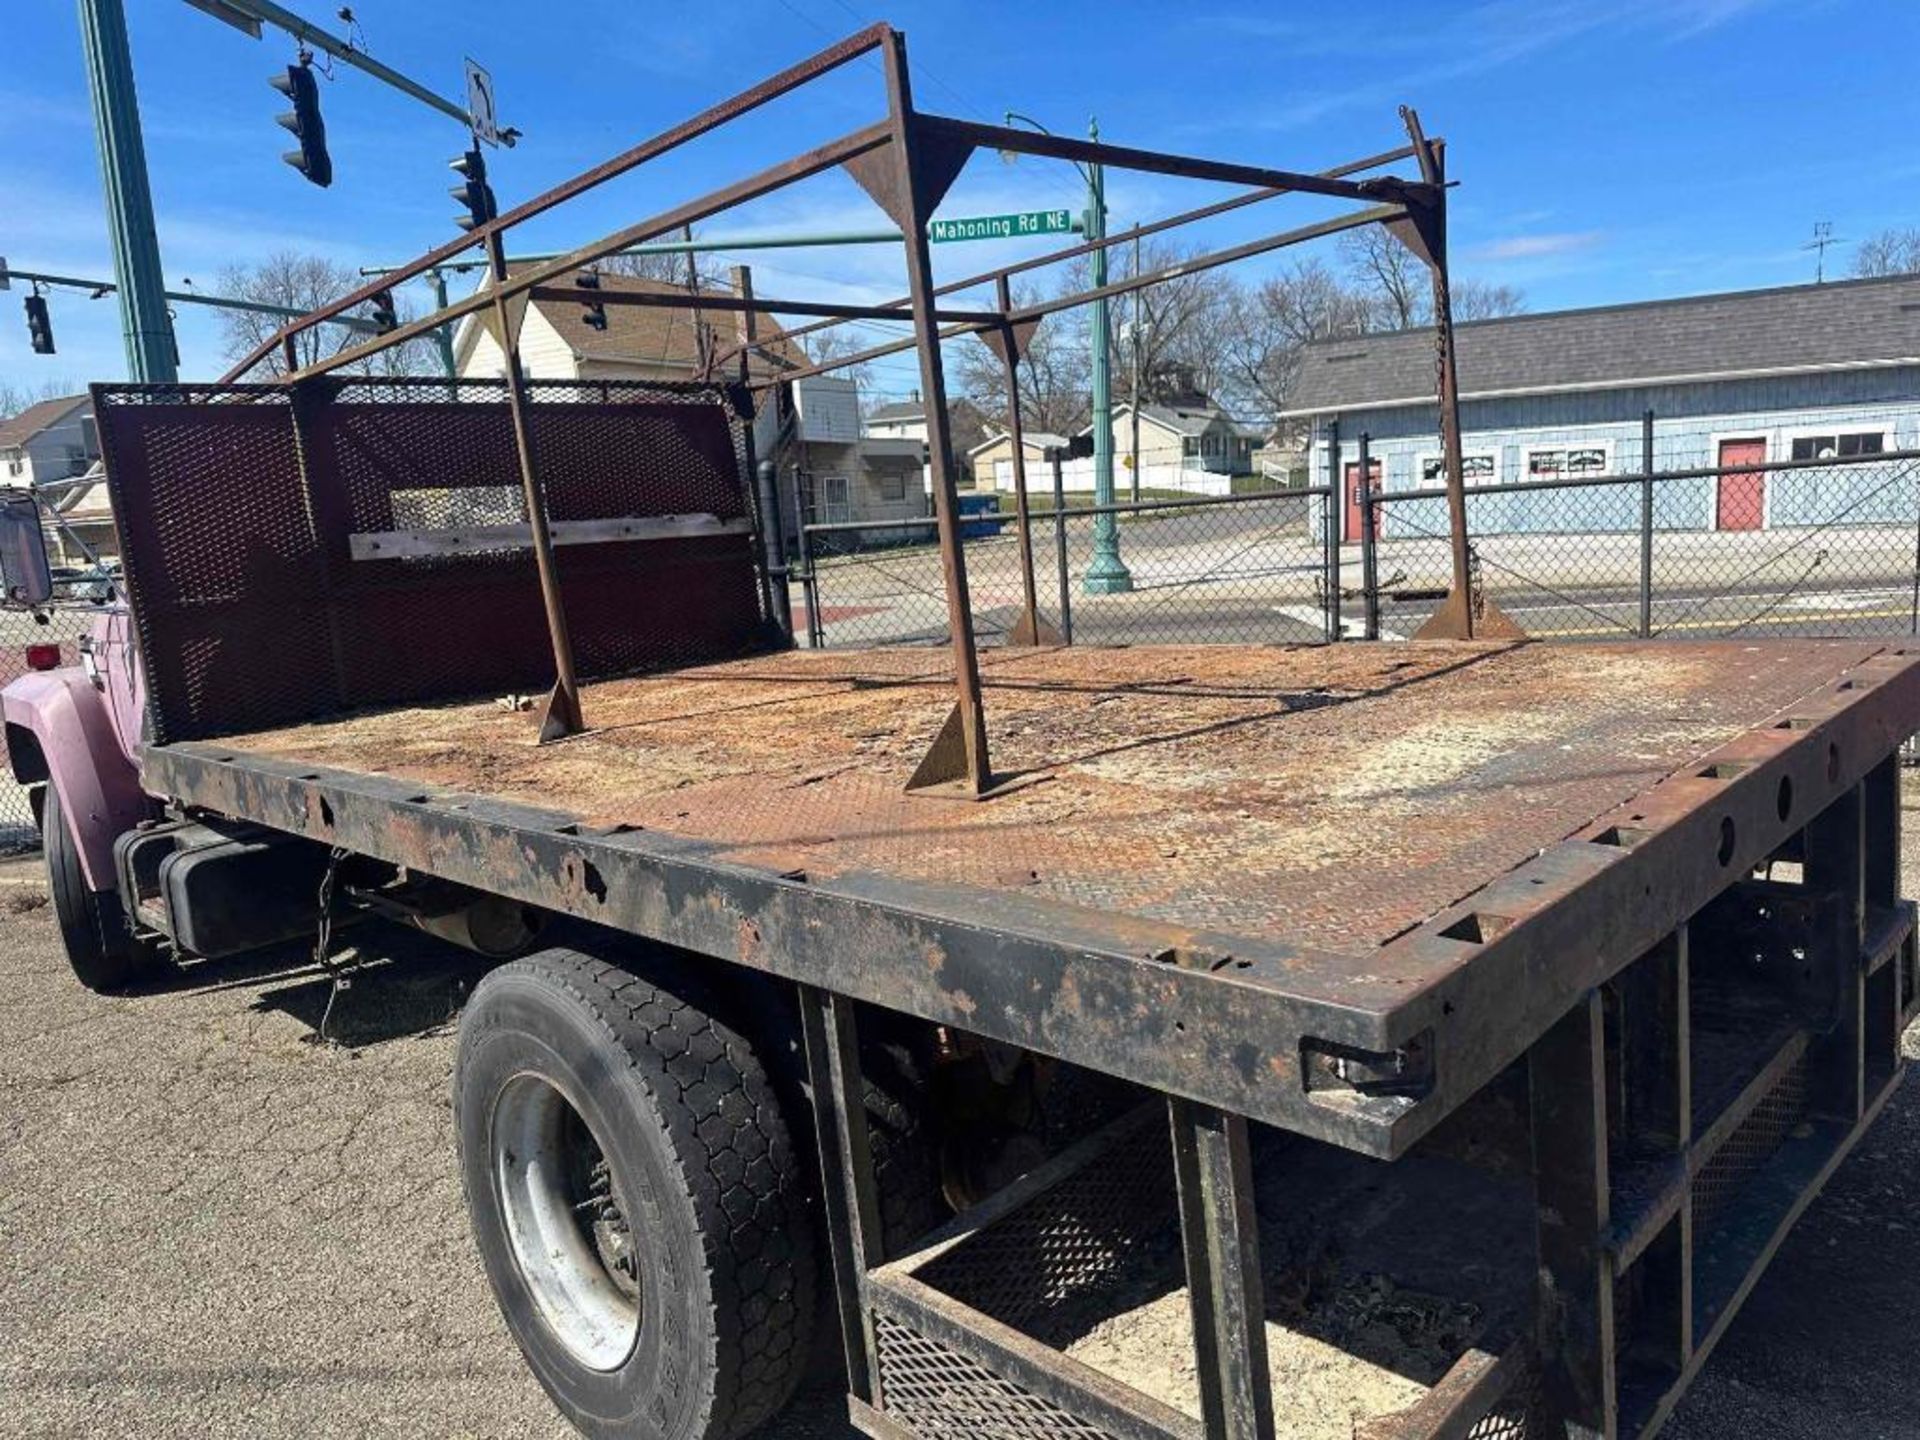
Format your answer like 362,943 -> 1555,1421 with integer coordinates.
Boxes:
1803,221 -> 1840,284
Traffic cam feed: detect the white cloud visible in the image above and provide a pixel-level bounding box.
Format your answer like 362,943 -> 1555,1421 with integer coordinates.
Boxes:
1467,231 -> 1604,261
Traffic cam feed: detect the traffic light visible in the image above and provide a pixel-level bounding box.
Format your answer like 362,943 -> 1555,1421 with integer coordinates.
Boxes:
369,287 -> 398,334
576,271 -> 607,331
24,294 -> 53,355
270,62 -> 332,188
450,148 -> 496,232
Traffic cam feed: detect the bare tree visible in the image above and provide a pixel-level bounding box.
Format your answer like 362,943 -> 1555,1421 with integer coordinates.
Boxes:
1853,227 -> 1920,278
0,377 -> 79,422
1106,236 -> 1234,405
1340,225 -> 1429,330
214,251 -> 432,377
1451,279 -> 1528,321
801,328 -> 875,395
1214,259 -> 1372,419
954,277 -> 1091,439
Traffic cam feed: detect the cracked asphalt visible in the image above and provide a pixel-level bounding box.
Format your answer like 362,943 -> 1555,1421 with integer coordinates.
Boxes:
3,806 -> 1920,1439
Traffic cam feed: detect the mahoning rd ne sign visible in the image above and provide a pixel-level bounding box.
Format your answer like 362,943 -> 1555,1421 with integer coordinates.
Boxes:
929,210 -> 1076,243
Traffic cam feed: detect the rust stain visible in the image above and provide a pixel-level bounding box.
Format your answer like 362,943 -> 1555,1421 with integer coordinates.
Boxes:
223,640 -> 1891,958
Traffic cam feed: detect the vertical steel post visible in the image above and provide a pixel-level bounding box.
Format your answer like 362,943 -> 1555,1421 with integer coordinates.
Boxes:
798,984 -> 884,1405
756,460 -> 793,644
1052,451 -> 1074,645
796,519 -> 822,648
1427,167 -> 1472,638
1640,409 -> 1656,638
1808,785 -> 1868,1123
1529,991 -> 1617,1439
484,228 -> 583,740
1324,420 -> 1342,642
1169,1097 -> 1276,1440
76,0 -> 176,383
995,275 -> 1050,646
1358,433 -> 1380,641
878,31 -> 992,793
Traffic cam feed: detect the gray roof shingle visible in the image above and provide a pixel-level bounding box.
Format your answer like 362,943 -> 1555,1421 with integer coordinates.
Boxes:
1284,273 -> 1920,416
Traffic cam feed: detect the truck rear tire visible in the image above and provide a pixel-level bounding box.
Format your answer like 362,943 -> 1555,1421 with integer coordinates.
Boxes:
43,783 -> 148,993
455,946 -> 816,1440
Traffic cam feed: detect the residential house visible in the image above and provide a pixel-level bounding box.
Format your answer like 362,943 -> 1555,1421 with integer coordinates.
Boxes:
864,392 -> 992,486
0,396 -> 112,567
1088,400 -> 1258,480
0,395 -> 97,489
1283,273 -> 1920,542
787,376 -> 930,545
968,431 -> 1072,493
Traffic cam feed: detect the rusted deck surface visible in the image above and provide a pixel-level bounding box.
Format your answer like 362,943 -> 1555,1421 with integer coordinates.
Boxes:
224,640 -> 1891,955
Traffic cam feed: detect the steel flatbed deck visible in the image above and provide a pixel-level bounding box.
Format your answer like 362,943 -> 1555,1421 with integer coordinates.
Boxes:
143,637 -> 1920,1159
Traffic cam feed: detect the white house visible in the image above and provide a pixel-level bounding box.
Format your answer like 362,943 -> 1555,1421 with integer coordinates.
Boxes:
1088,401 -> 1258,478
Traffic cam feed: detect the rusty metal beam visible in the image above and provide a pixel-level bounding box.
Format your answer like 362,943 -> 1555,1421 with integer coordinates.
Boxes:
716,140 -> 1423,372
921,114 -> 1407,204
221,22 -> 894,381
483,229 -> 583,742
280,121 -> 892,386
878,32 -> 994,798
990,275 -> 1060,648
763,201 -> 1407,389
522,283 -> 1000,327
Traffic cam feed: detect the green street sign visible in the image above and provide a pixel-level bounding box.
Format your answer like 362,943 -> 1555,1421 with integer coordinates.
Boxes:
929,209 -> 1075,244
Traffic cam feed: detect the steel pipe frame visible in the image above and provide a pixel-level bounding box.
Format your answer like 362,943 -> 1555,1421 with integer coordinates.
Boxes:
759,202 -> 1411,390
522,284 -> 1003,328
711,142 -> 1422,376
219,22 -> 897,382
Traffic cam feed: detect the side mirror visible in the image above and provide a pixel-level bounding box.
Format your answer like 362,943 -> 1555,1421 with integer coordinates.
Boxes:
0,493 -> 53,606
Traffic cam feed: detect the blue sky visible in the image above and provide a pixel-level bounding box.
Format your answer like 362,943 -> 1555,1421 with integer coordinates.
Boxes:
3,0 -> 1917,405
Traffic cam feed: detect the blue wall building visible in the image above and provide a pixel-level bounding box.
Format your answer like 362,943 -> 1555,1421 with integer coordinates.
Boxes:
1283,274 -> 1920,543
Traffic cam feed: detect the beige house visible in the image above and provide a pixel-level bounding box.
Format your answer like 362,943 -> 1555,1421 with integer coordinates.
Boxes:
1085,401 -> 1256,476
966,430 -> 1070,491
453,268 -> 804,384
0,395 -> 97,488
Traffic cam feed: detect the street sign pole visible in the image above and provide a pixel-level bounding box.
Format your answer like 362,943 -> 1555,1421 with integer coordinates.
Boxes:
1082,116 -> 1132,593
76,0 -> 177,383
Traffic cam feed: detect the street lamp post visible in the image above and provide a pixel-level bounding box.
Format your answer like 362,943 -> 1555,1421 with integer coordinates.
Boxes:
1003,111 -> 1131,593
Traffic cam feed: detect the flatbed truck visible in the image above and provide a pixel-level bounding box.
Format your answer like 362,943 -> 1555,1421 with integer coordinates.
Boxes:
8,25 -> 1919,1440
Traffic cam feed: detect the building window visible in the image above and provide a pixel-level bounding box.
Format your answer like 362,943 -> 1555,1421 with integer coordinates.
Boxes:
1523,443 -> 1611,479
1420,452 -> 1497,486
1182,437 -> 1198,457
1789,431 -> 1884,461
816,474 -> 850,524
878,473 -> 907,503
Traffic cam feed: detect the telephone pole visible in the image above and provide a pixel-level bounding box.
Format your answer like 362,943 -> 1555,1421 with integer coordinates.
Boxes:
76,0 -> 177,382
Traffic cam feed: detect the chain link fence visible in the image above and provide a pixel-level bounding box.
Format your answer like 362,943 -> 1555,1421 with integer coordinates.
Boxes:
795,430 -> 1920,655
796,480 -> 1335,650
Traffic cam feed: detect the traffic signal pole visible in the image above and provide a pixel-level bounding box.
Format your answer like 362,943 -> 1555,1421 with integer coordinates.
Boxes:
76,0 -> 177,383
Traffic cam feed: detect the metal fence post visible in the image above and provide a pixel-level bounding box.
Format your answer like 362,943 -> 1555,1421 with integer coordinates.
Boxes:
1359,433 -> 1380,641
795,521 -> 822,648
1640,409 -> 1655,638
1324,421 -> 1342,643
754,458 -> 794,644
1051,452 -> 1074,645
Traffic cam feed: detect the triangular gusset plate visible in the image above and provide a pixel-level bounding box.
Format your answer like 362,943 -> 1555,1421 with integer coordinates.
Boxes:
844,126 -> 975,232
978,316 -> 1043,368
1412,589 -> 1527,642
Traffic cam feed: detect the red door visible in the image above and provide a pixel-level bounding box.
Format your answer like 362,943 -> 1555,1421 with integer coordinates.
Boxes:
1716,439 -> 1766,531
1344,461 -> 1384,542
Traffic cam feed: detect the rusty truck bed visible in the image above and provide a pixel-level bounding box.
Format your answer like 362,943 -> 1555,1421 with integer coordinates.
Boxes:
146,637 -> 1920,1156
219,639 -> 1888,951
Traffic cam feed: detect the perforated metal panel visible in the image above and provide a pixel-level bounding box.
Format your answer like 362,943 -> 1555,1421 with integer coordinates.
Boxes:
916,1120 -> 1174,1329
872,1313 -> 1124,1440
94,378 -> 775,742
1692,1052 -> 1810,1234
